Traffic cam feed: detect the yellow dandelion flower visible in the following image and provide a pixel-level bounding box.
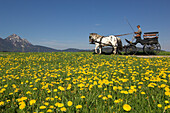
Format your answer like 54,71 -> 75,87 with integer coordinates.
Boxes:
44,102 -> 49,106
47,109 -> 53,112
19,102 -> 26,110
58,103 -> 64,108
164,106 -> 168,110
113,86 -> 117,90
4,84 -> 8,88
165,92 -> 170,96
107,95 -> 112,98
33,88 -> 37,90
14,88 -> 19,93
6,100 -> 10,103
114,100 -> 120,104
26,80 -> 29,83
128,90 -> 133,94
49,105 -> 54,109
0,101 -> 4,106
160,84 -> 166,88
138,82 -> 143,85
118,86 -> 122,90
40,106 -> 46,109
9,93 -> 13,95
67,101 -> 73,106
98,95 -> 103,98
123,104 -> 131,111
157,104 -> 162,108
29,85 -> 33,88
81,96 -> 85,99
26,91 -> 32,94
58,86 -> 65,91
98,85 -> 102,88
67,86 -> 71,90
50,98 -> 54,101
30,99 -> 36,105
102,96 -> 108,100
165,100 -> 169,104
141,92 -> 146,94
46,97 -> 50,101
58,97 -> 61,100
60,107 -> 66,112
53,89 -> 58,92
0,88 -> 6,93
168,105 -> 170,108
21,97 -> 27,101
12,84 -> 16,88
76,105 -> 82,109
138,86 -> 142,89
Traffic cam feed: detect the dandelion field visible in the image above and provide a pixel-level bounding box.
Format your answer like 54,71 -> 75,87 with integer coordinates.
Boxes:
0,52 -> 170,113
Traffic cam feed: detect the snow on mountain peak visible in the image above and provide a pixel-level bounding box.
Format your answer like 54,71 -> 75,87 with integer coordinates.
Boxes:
5,34 -> 32,46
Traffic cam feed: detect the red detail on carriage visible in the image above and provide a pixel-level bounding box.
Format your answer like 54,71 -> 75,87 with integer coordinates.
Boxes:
143,34 -> 157,36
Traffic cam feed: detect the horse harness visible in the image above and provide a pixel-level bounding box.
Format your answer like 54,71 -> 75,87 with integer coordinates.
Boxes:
94,36 -> 104,43
94,36 -> 113,47
99,36 -> 104,44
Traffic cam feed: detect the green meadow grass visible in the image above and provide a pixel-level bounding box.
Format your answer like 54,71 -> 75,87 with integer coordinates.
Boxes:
158,51 -> 170,55
0,52 -> 170,113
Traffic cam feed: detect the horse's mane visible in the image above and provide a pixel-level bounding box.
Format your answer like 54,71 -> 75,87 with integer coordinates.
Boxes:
90,33 -> 103,39
96,34 -> 103,39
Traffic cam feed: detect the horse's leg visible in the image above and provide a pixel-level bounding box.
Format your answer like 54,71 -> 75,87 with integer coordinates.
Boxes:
99,46 -> 102,54
113,46 -> 117,55
95,44 -> 99,54
111,37 -> 118,55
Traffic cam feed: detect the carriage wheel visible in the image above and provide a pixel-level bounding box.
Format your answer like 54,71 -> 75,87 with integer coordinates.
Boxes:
143,43 -> 161,55
156,43 -> 161,54
125,45 -> 137,55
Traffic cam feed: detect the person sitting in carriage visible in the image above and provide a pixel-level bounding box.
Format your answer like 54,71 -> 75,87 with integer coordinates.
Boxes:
126,25 -> 142,45
132,25 -> 142,45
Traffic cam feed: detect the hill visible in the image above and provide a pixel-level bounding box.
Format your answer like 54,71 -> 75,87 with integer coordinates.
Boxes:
0,34 -> 59,52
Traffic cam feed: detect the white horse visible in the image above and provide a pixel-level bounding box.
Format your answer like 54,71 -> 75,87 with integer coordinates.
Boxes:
89,33 -> 122,54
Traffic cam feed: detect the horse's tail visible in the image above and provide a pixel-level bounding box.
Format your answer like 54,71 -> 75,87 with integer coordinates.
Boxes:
117,37 -> 123,51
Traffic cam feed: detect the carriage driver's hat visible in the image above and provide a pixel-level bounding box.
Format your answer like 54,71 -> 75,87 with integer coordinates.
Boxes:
137,25 -> 140,27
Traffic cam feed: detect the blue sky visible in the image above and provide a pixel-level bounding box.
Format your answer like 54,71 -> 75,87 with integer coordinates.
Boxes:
0,0 -> 170,51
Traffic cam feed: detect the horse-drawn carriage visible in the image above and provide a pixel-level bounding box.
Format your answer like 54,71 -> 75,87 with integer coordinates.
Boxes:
124,32 -> 161,55
89,32 -> 161,55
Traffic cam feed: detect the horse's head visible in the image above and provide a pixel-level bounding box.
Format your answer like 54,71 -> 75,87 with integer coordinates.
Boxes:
89,33 -> 101,44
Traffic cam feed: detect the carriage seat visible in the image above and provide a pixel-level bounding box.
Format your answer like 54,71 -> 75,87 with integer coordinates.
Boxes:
143,32 -> 159,39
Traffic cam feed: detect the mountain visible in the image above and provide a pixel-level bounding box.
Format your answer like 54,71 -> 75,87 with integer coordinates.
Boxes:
62,48 -> 92,52
0,34 -> 58,52
5,34 -> 32,47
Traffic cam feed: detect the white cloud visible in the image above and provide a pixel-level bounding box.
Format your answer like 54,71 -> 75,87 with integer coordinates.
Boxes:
95,24 -> 101,26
